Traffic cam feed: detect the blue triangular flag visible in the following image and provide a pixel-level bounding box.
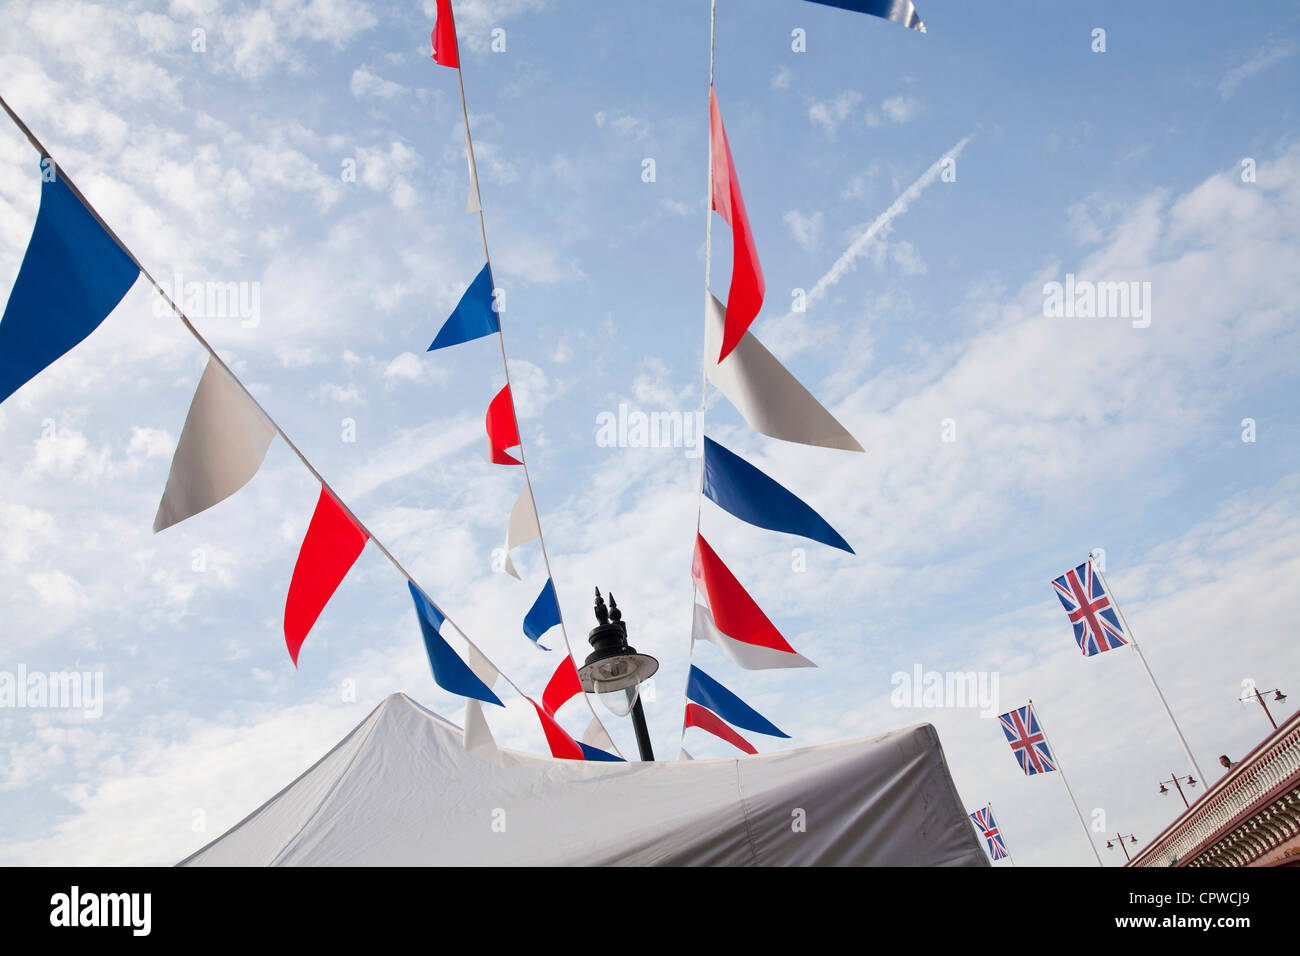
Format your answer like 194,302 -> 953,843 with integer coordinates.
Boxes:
686,665 -> 788,738
0,167 -> 139,405
702,436 -> 853,553
408,582 -> 503,706
427,263 -> 499,351
578,743 -> 625,762
804,0 -> 925,32
523,578 -> 560,649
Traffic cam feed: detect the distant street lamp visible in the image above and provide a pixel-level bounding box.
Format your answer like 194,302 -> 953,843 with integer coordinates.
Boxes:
1103,832 -> 1139,863
1237,686 -> 1288,731
1158,772 -> 1197,809
578,588 -> 658,761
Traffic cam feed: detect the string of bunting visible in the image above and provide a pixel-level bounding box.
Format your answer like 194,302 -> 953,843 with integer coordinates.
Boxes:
678,0 -> 924,757
426,0 -> 622,757
0,2 -> 626,763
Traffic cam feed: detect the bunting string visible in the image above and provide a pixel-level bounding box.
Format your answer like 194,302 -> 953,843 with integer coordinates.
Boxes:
682,0 -> 720,761
678,0 -> 914,758
0,90 -> 611,755
431,3 -> 623,756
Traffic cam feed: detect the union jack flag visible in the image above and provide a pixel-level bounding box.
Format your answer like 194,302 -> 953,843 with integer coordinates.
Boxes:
969,805 -> 1008,861
999,703 -> 1056,775
1051,559 -> 1128,657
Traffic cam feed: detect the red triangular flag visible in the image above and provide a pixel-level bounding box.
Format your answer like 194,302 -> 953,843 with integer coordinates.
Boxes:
486,384 -> 522,465
685,702 -> 757,755
692,534 -> 797,653
542,656 -> 583,716
530,698 -> 585,759
284,487 -> 369,665
710,87 -> 765,364
431,0 -> 459,68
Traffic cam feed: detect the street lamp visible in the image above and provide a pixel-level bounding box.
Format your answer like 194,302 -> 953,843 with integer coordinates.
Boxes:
1103,833 -> 1139,863
578,588 -> 658,762
1237,686 -> 1288,731
1157,772 -> 1197,809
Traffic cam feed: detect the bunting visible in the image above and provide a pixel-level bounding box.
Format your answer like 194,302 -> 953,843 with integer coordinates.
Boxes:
0,93 -> 626,766
284,487 -> 369,666
702,436 -> 853,552
542,656 -> 583,716
530,698 -> 584,760
0,168 -> 139,405
704,292 -> 863,452
408,581 -> 503,707
462,644 -> 502,760
503,486 -> 541,580
709,88 -> 765,364
803,0 -> 926,32
430,0 -> 459,68
428,263 -> 498,352
153,356 -> 276,532
692,603 -> 814,671
582,716 -> 619,755
522,578 -> 560,649
418,24 -> 624,760
684,702 -> 757,755
579,743 -> 624,762
691,534 -> 802,658
486,384 -> 522,465
686,665 -> 788,738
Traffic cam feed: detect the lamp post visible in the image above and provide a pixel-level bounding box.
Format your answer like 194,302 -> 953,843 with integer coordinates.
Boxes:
1103,833 -> 1139,863
1237,687 -> 1288,731
1157,772 -> 1197,809
578,588 -> 658,762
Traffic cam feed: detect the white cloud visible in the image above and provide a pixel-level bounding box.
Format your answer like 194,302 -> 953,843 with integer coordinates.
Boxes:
782,208 -> 822,252
866,94 -> 922,127
594,110 -> 650,142
312,382 -> 366,403
1218,38 -> 1296,100
26,569 -> 88,609
126,427 -> 174,461
808,90 -> 862,135
381,353 -> 425,388
350,67 -> 407,101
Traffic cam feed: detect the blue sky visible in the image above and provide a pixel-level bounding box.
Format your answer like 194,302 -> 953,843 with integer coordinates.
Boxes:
0,0 -> 1298,866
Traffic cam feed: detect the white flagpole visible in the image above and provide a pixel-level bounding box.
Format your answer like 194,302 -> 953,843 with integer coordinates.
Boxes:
1088,554 -> 1205,784
986,801 -> 1015,867
1029,698 -> 1103,866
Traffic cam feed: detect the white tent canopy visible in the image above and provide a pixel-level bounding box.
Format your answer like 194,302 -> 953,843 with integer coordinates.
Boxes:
180,694 -> 986,866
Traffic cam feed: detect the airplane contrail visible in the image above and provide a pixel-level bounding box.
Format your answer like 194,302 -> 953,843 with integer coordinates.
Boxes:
805,134 -> 973,309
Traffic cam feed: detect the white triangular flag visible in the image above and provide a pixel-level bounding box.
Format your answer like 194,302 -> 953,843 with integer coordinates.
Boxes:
465,130 -> 482,214
692,602 -> 816,670
582,716 -> 617,755
463,644 -> 503,762
679,748 -> 695,761
704,292 -> 863,452
501,487 -> 540,580
154,356 -> 276,533
507,486 -> 541,551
